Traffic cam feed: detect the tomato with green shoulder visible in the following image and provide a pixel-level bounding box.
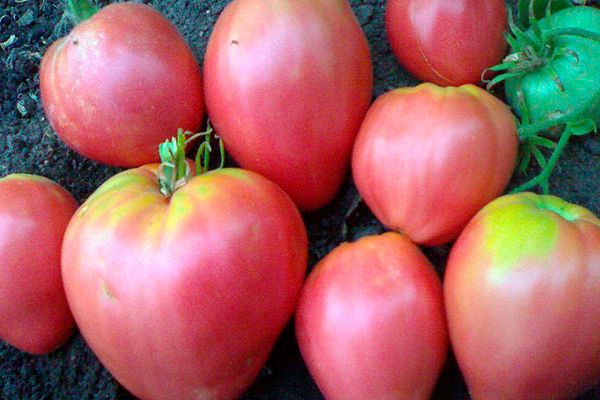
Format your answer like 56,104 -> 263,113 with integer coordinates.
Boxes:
445,192 -> 600,400
61,131 -> 308,400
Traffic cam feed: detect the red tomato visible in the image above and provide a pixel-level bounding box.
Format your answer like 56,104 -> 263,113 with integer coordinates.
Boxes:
204,0 -> 373,211
386,0 -> 508,86
352,83 -> 518,246
296,232 -> 448,400
0,174 -> 77,355
61,167 -> 307,400
445,193 -> 600,400
40,2 -> 204,167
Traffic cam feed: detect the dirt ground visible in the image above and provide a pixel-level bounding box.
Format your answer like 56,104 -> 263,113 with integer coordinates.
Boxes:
1,0 -> 599,398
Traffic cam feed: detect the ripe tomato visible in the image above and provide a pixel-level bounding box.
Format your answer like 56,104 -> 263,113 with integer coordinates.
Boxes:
40,2 -> 204,167
386,0 -> 508,86
445,192 -> 600,400
61,166 -> 307,400
352,83 -> 518,246
0,174 -> 77,355
296,232 -> 448,400
204,0 -> 373,211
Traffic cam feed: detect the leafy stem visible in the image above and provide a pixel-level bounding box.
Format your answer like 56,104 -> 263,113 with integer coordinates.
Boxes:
66,0 -> 98,24
157,123 -> 225,197
511,125 -> 573,193
484,3 -> 600,91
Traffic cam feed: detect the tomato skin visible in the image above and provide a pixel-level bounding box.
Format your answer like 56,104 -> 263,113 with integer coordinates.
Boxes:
296,232 -> 448,400
444,193 -> 600,400
386,0 -> 508,86
0,174 -> 77,355
61,167 -> 307,400
352,83 -> 518,246
40,2 -> 204,167
204,0 -> 373,211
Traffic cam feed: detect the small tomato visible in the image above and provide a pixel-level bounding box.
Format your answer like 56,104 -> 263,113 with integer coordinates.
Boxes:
296,232 -> 448,400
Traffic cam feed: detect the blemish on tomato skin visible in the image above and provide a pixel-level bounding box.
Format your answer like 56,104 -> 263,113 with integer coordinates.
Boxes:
101,281 -> 116,302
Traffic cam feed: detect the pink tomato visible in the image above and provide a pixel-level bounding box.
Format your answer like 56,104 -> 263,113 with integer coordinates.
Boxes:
296,232 -> 448,400
62,164 -> 307,400
445,193 -> 600,400
0,174 -> 77,354
40,2 -> 204,167
352,83 -> 518,246
204,0 -> 373,211
386,0 -> 508,86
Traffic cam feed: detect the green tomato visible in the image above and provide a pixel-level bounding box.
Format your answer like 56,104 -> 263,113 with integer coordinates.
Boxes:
505,6 -> 600,129
488,4 -> 600,193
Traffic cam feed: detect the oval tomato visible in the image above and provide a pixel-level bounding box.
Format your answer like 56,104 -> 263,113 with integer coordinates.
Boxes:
445,192 -> 600,400
352,83 -> 518,246
40,2 -> 204,167
296,232 -> 448,400
0,174 -> 77,355
204,0 -> 373,211
386,0 -> 508,86
61,166 -> 307,400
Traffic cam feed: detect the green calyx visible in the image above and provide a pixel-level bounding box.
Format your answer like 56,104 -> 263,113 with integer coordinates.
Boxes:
66,0 -> 98,24
484,1 -> 600,194
158,122 -> 225,197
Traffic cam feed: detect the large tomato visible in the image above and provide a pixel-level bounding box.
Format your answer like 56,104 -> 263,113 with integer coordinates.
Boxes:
445,192 -> 600,400
204,0 -> 373,211
352,83 -> 518,246
296,232 -> 448,400
386,0 -> 508,86
0,174 -> 77,355
40,2 -> 204,167
61,164 -> 307,400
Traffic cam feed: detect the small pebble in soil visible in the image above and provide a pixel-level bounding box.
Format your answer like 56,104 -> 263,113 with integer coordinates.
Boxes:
17,9 -> 36,27
16,95 -> 36,118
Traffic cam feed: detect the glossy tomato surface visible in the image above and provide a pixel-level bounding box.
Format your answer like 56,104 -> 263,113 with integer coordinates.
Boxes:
61,167 -> 307,400
352,83 -> 518,246
40,2 -> 204,167
386,0 -> 508,86
204,0 -> 373,211
445,193 -> 600,400
0,174 -> 77,355
296,232 -> 448,400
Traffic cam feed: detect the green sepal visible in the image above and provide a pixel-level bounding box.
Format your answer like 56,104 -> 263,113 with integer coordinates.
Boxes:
517,0 -> 576,30
568,118 -> 597,136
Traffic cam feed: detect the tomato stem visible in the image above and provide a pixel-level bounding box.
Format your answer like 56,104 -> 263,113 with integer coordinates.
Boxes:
511,126 -> 573,193
66,0 -> 98,23
157,123 -> 225,197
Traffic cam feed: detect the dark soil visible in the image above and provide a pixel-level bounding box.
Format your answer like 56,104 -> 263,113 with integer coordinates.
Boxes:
1,0 -> 599,399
